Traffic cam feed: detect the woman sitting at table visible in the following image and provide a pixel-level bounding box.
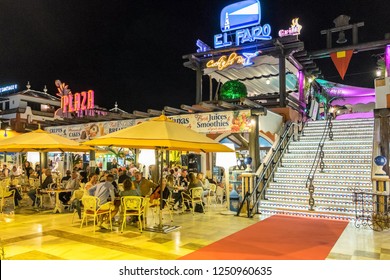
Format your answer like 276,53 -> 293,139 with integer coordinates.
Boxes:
182,172 -> 203,211
8,175 -> 23,208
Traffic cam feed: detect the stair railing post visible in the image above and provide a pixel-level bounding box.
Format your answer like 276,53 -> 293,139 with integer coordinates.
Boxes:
319,143 -> 325,172
307,176 -> 315,211
328,114 -> 334,141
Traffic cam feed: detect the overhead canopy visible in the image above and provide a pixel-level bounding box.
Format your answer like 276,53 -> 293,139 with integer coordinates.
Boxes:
314,78 -> 375,106
206,55 -> 299,97
83,114 -> 234,153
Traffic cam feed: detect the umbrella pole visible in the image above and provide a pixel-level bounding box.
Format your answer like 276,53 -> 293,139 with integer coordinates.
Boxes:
145,148 -> 180,234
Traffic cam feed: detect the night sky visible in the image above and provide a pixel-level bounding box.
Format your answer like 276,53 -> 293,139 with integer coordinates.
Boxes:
1,0 -> 389,113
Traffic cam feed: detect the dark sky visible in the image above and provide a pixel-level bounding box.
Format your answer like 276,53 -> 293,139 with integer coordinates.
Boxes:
1,0 -> 389,113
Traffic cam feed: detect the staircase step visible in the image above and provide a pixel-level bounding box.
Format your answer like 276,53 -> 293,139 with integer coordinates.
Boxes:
276,167 -> 371,175
272,178 -> 372,187
305,119 -> 374,127
266,189 -> 372,199
292,140 -> 373,145
281,158 -> 371,164
274,173 -> 370,181
280,163 -> 371,169
283,153 -> 371,159
259,200 -> 369,215
268,182 -> 372,192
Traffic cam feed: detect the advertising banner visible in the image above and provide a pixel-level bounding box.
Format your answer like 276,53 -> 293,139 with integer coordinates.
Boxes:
46,110 -> 253,142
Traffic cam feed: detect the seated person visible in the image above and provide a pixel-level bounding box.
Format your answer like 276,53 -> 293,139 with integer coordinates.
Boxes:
8,175 -> 23,207
133,171 -> 158,197
118,168 -> 130,184
149,178 -> 170,208
172,169 -> 189,209
88,174 -> 116,229
120,178 -> 140,197
59,170 -> 80,205
182,172 -> 203,211
84,173 -> 98,191
27,169 -> 53,207
61,170 -> 72,187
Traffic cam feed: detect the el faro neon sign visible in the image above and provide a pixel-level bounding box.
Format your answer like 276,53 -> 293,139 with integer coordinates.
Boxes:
214,0 -> 272,48
55,80 -> 95,115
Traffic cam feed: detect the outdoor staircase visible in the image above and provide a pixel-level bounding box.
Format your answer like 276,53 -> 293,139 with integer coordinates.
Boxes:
258,118 -> 374,220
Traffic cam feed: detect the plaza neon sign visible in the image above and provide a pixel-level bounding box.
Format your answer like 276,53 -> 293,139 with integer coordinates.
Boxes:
278,18 -> 302,37
206,51 -> 261,70
214,0 -> 272,49
55,80 -> 95,114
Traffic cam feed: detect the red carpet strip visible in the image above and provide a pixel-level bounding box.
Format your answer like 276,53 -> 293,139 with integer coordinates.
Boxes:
180,215 -> 348,260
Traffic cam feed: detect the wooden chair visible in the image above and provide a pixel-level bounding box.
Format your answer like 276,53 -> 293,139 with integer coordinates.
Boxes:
80,196 -> 112,232
181,186 -> 205,215
121,196 -> 146,233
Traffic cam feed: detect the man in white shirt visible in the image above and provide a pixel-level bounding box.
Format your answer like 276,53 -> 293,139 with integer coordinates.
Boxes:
88,174 -> 116,229
59,170 -> 80,205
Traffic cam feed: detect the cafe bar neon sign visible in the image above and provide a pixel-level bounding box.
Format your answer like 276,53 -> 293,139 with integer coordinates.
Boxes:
278,18 -> 302,37
206,51 -> 261,70
55,80 -> 95,114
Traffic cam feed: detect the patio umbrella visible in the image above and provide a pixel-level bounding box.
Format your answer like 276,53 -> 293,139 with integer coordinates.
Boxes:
83,114 -> 233,152
83,113 -> 233,233
0,127 -> 93,186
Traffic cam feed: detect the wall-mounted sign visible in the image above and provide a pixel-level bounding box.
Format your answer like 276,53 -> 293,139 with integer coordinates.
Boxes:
55,80 -> 98,117
46,110 -> 253,141
206,51 -> 261,70
214,0 -> 272,48
278,18 -> 302,37
196,39 -> 212,53
0,84 -> 18,94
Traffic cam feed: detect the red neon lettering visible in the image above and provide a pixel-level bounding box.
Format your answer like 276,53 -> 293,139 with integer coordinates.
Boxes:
68,94 -> 74,112
74,92 -> 81,111
62,96 -> 69,113
80,91 -> 87,110
87,90 -> 95,109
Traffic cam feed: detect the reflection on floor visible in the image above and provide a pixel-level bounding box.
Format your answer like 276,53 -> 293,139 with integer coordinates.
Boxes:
1,203 -> 389,260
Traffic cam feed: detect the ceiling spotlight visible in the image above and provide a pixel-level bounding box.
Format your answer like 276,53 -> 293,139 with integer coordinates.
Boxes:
265,78 -> 271,85
308,77 -> 313,83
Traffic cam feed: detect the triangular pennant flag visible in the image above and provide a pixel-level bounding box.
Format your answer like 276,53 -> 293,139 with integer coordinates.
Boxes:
330,50 -> 354,80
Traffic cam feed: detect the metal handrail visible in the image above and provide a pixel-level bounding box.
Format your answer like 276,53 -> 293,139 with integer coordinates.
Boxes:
305,116 -> 332,210
237,120 -> 304,217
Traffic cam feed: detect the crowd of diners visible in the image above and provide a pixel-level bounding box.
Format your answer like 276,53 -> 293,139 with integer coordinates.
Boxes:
1,158 -> 222,230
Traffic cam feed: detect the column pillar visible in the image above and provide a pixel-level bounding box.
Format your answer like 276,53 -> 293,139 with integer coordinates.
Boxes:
279,54 -> 286,107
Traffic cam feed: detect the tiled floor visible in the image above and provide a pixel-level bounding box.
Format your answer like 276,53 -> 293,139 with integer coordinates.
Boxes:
1,200 -> 390,260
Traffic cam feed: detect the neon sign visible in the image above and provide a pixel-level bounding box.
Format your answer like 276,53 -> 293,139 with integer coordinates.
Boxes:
196,39 -> 211,53
214,0 -> 272,48
206,51 -> 261,70
55,80 -> 95,116
0,84 -> 18,94
278,18 -> 302,37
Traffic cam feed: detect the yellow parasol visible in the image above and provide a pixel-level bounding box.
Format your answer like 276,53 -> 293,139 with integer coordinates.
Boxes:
83,114 -> 233,233
83,114 -> 233,152
0,127 -> 93,186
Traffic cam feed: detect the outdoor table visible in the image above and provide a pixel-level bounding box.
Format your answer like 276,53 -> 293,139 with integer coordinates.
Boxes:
43,189 -> 72,213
